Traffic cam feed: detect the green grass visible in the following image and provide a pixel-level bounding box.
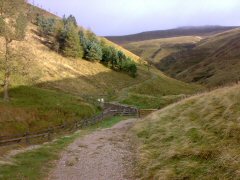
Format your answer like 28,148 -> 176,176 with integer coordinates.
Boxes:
128,71 -> 201,96
87,116 -> 127,130
0,86 -> 98,136
121,93 -> 185,109
0,116 -> 126,180
119,68 -> 202,109
133,85 -> 240,179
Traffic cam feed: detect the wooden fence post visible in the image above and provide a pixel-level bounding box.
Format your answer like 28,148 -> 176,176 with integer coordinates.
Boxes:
138,109 -> 140,118
25,132 -> 30,145
47,128 -> 51,141
75,120 -> 78,129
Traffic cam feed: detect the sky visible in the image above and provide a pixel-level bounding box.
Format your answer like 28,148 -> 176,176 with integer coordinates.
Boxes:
31,0 -> 240,36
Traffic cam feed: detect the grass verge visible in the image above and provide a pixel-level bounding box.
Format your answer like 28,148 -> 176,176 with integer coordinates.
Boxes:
0,116 -> 126,180
133,84 -> 240,179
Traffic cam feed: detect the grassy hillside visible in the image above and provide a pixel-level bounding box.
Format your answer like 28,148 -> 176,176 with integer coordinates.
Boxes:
118,67 -> 202,109
0,23 -> 146,135
0,6 -> 202,136
106,26 -> 238,44
158,28 -> 240,87
0,25 -> 151,98
133,84 -> 240,179
123,36 -> 201,64
0,23 -> 201,102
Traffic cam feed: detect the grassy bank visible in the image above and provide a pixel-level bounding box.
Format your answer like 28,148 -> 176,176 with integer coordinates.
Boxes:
0,116 -> 126,180
121,93 -> 185,109
120,68 -> 202,109
0,86 -> 97,136
133,84 -> 240,179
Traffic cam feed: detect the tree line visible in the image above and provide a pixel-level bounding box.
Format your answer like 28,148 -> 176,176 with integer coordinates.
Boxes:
36,14 -> 137,77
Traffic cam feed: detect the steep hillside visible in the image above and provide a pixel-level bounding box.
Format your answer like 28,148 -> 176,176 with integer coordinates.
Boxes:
106,26 -> 238,44
9,24 -> 201,105
133,84 -> 240,179
0,16 -> 202,135
123,36 -> 201,64
158,28 -> 240,87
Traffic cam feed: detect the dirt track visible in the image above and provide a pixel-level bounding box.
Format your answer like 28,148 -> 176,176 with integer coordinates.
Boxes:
48,119 -> 137,180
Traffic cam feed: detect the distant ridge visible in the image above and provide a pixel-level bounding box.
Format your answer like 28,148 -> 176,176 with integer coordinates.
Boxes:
157,28 -> 240,87
105,26 -> 239,44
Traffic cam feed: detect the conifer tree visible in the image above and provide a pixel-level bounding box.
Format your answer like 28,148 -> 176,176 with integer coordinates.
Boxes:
109,47 -> 119,68
61,22 -> 83,58
85,41 -> 103,61
67,15 -> 77,27
117,51 -> 126,70
102,46 -> 113,64
122,58 -> 137,77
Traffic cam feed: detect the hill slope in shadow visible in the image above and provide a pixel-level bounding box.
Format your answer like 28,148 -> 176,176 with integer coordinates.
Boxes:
157,28 -> 240,87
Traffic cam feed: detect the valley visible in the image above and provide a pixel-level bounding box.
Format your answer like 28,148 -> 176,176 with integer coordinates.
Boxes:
1,1 -> 240,180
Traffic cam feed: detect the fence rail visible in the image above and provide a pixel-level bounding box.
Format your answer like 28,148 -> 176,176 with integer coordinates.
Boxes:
0,103 -> 138,147
138,109 -> 158,118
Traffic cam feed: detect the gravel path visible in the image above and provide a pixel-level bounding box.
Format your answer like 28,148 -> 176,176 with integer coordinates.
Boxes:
48,119 -> 137,180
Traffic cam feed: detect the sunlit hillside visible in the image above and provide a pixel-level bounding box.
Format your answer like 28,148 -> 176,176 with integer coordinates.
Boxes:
134,83 -> 240,179
0,10 -> 201,135
123,36 -> 201,64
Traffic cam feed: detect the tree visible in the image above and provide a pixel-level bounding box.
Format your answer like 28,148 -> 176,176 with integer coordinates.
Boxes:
51,20 -> 64,53
62,14 -> 78,27
109,47 -> 119,68
102,46 -> 113,64
37,15 -> 56,36
121,58 -> 137,77
60,22 -> 83,58
79,30 -> 90,54
84,41 -> 103,61
102,46 -> 119,68
86,29 -> 98,42
67,15 -> 77,27
117,51 -> 126,70
0,0 -> 28,101
79,29 -> 103,61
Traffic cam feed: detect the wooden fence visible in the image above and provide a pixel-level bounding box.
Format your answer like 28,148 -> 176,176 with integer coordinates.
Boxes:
138,109 -> 158,118
0,103 -> 138,147
104,102 -> 138,116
